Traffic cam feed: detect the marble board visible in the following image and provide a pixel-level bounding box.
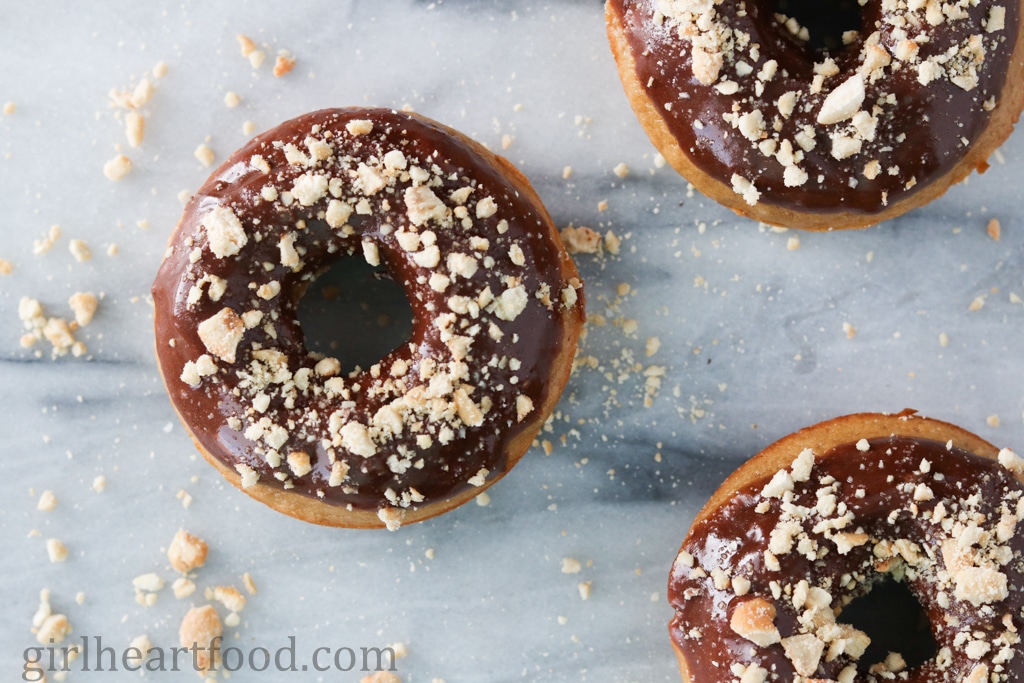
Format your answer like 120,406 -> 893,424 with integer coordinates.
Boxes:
2,1 -> 1023,681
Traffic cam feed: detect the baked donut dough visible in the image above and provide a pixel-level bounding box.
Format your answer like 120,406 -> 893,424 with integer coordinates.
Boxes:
606,0 -> 1024,230
669,411 -> 1024,682
152,108 -> 584,530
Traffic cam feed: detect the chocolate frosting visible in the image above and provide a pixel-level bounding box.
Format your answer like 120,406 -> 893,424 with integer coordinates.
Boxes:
609,0 -> 1020,215
152,108 -> 583,524
669,436 -> 1024,681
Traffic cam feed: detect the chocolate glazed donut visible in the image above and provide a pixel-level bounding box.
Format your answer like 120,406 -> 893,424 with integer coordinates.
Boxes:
152,108 -> 584,530
607,0 -> 1024,230
668,411 -> 1024,683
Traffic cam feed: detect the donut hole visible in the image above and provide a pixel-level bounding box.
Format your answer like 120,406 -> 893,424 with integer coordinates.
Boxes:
837,577 -> 937,672
295,256 -> 414,372
771,0 -> 863,54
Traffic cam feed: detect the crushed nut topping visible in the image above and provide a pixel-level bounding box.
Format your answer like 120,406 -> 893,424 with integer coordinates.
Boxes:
670,432 -> 1024,682
158,109 -> 582,530
643,0 -> 1010,209
178,605 -> 222,674
167,529 -> 209,574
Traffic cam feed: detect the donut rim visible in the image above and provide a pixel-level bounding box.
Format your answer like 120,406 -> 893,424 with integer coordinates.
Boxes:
669,409 -> 1016,681
154,109 -> 585,530
606,0 -> 1024,231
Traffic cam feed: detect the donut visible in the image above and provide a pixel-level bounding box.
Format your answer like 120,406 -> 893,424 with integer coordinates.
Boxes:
606,0 -> 1024,230
668,411 -> 1024,682
152,108 -> 585,530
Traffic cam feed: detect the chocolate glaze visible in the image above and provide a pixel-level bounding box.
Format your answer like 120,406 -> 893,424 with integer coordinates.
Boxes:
610,0 -> 1020,215
669,436 -> 1024,681
152,108 -> 583,520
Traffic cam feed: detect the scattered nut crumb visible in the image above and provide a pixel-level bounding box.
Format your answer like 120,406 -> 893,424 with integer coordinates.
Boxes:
168,529 -> 208,574
613,162 -> 629,178
134,577 -> 163,606
0,258 -> 12,275
211,585 -> 246,613
645,336 -> 661,357
47,538 -> 68,563
126,635 -> 152,668
32,588 -> 51,627
125,111 -> 145,147
133,572 -> 165,593
242,572 -> 257,595
18,297 -> 87,358
92,475 -> 106,492
37,490 -> 57,512
560,225 -> 602,254
34,225 -> 62,254
36,612 -> 72,645
237,34 -> 256,57
178,605 -> 222,673
224,91 -> 241,108
68,239 -> 92,263
604,230 -> 622,254
43,319 -> 73,352
561,557 -> 582,574
986,217 -> 1001,241
172,577 -> 196,598
194,143 -> 215,167
3,101 -> 15,115
103,154 -> 133,181
130,79 -> 154,108
273,54 -> 296,77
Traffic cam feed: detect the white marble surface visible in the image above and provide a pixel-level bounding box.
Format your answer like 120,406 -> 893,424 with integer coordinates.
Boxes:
2,1 -> 1023,681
